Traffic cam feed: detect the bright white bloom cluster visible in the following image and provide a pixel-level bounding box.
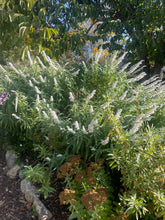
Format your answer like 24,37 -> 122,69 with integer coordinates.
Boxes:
127,96 -> 135,103
12,113 -> 20,120
72,69 -> 80,76
143,79 -> 161,90
87,90 -> 96,100
88,124 -> 94,133
129,119 -> 143,134
69,92 -> 75,102
0,64 -> 6,72
115,109 -> 122,120
35,86 -> 41,94
128,72 -> 146,83
116,52 -> 127,66
36,94 -> 40,104
144,105 -> 158,119
126,60 -> 144,75
119,62 -> 131,73
36,107 -> 40,112
141,75 -> 159,86
88,119 -> 98,133
64,62 -> 69,67
8,63 -> 26,78
50,96 -> 54,102
150,89 -> 165,98
101,137 -> 109,145
145,86 -> 159,93
39,75 -> 46,83
57,154 -> 63,157
8,62 -> 20,74
32,77 -> 40,84
82,126 -> 88,134
74,121 -> 80,130
82,61 -> 87,70
49,108 -> 60,124
140,103 -> 156,110
42,111 -> 49,118
124,114 -> 132,118
15,96 -> 18,112
102,100 -> 114,109
36,56 -> 46,69
129,115 -> 144,134
89,105 -> 94,114
45,156 -> 51,161
54,77 -> 58,86
67,126 -> 76,134
42,51 -> 58,70
119,91 -> 128,100
29,80 -> 33,87
42,51 -> 50,62
5,75 -> 12,83
27,51 -> 33,66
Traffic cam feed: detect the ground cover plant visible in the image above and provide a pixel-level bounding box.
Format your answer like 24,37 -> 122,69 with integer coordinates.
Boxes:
0,51 -> 165,219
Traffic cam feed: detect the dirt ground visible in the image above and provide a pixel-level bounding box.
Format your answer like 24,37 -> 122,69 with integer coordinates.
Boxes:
0,148 -> 71,220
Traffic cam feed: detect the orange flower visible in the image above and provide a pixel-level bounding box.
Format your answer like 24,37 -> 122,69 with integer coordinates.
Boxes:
59,189 -> 76,205
96,187 -> 107,202
81,187 -> 108,210
74,170 -> 87,183
86,165 -> 98,186
80,189 -> 102,210
89,162 -> 100,170
87,167 -> 93,176
87,176 -> 97,186
57,162 -> 76,179
68,155 -> 81,167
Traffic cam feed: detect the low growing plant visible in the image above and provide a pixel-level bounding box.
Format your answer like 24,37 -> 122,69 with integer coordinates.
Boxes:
57,155 -> 116,220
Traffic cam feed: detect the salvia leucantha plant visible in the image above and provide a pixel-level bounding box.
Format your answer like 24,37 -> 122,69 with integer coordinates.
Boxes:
0,50 -> 165,218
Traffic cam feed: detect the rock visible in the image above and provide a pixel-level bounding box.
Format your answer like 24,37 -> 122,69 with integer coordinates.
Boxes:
20,179 -> 39,203
20,179 -> 52,220
6,165 -> 21,179
19,169 -> 25,179
33,197 -> 52,220
5,150 -> 17,169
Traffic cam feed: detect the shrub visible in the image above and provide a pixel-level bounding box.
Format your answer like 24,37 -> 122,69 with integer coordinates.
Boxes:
0,51 -> 165,219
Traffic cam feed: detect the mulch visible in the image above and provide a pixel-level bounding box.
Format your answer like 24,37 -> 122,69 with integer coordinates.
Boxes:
0,148 -> 71,220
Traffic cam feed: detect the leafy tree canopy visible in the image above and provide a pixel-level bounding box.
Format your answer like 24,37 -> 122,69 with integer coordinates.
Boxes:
0,0 -> 85,62
50,0 -> 165,73
0,0 -> 165,75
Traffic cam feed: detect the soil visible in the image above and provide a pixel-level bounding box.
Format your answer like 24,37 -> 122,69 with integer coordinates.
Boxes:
0,148 -> 71,220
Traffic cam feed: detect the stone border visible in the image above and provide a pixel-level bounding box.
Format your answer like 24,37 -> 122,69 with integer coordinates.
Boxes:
5,150 -> 53,220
